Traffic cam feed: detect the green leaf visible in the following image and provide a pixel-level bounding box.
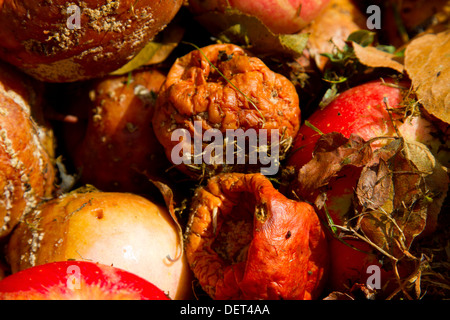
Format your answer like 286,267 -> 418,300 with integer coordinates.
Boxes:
110,24 -> 184,75
347,30 -> 376,47
110,41 -> 162,75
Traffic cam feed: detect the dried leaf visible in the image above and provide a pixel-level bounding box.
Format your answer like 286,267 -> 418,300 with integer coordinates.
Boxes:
353,42 -> 405,73
404,31 -> 450,124
300,0 -> 368,71
111,24 -> 185,75
356,138 -> 449,258
194,9 -> 309,58
149,179 -> 185,262
323,291 -> 354,300
357,159 -> 393,210
296,132 -> 372,198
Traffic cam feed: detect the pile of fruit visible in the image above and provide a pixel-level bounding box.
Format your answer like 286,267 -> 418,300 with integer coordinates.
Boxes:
0,0 -> 448,300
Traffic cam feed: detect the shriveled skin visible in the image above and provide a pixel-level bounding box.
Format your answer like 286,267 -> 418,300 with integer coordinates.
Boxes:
153,44 -> 300,178
0,0 -> 183,82
185,173 -> 329,300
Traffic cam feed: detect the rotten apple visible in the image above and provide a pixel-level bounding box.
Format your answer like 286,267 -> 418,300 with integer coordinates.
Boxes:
327,237 -> 414,299
188,0 -> 330,34
0,0 -> 184,82
0,261 -> 169,300
185,172 -> 329,300
287,79 -> 449,225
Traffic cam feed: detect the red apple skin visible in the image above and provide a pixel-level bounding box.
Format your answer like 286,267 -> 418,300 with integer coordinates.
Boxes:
0,261 -> 170,300
287,80 -> 409,225
189,0 -> 331,34
327,238 -> 413,298
288,80 -> 409,170
286,79 -> 449,226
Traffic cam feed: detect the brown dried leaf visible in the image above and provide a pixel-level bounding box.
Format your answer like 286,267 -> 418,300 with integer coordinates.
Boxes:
300,0 -> 368,71
356,138 -> 449,258
149,179 -> 184,262
357,159 -> 392,210
404,30 -> 450,124
353,42 -> 405,73
323,291 -> 354,300
296,132 -> 372,198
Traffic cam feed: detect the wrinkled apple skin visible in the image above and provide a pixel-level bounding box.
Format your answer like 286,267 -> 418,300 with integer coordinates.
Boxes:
189,0 -> 330,34
0,261 -> 170,300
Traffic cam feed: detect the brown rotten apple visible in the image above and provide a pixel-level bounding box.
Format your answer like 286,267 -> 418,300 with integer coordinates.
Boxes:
63,68 -> 171,194
185,173 -> 329,300
152,43 -> 300,180
0,0 -> 183,82
0,261 -> 170,300
6,189 -> 193,300
0,62 -> 56,239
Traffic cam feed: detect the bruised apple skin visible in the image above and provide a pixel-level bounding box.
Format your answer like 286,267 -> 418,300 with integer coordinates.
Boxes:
189,0 -> 330,34
6,190 -> 193,300
66,68 -> 172,194
185,173 -> 329,300
0,62 -> 56,239
0,261 -> 170,300
152,43 -> 300,179
0,0 -> 184,82
287,79 -> 449,225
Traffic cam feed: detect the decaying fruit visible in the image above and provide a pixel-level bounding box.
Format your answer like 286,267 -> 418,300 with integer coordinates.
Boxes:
327,237 -> 414,298
65,68 -> 171,195
0,0 -> 184,82
0,261 -> 170,300
184,173 -> 329,300
0,62 -> 56,239
188,0 -> 330,34
287,79 -> 449,226
6,189 -> 193,300
299,0 -> 368,71
153,43 -> 300,180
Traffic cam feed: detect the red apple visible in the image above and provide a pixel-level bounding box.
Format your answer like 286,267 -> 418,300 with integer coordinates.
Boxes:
327,237 -> 414,298
0,261 -> 169,300
287,79 -> 449,225
189,0 -> 330,34
7,191 -> 193,300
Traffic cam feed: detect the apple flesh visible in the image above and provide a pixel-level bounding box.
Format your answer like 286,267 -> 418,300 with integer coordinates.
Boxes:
0,261 -> 169,300
189,0 -> 331,34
